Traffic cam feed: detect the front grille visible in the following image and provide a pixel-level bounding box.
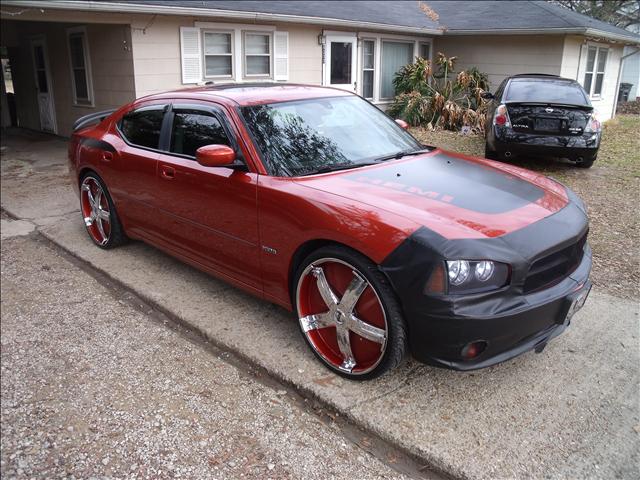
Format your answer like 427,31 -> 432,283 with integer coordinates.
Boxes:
524,234 -> 587,293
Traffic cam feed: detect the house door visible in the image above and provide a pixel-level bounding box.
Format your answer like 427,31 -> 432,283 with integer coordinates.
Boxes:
30,37 -> 56,133
324,34 -> 357,93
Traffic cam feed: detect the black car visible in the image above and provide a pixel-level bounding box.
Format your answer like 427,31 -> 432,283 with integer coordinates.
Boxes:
483,74 -> 601,168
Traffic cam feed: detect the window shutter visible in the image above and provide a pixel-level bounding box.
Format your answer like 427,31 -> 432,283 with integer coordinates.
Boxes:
180,27 -> 201,84
274,31 -> 289,81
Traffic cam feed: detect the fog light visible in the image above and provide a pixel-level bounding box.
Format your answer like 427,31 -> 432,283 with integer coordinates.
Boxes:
461,340 -> 487,360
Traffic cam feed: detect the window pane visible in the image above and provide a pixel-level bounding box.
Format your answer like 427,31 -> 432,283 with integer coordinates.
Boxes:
240,96 -> 421,177
363,70 -> 374,99
506,79 -> 589,105
586,47 -> 597,72
246,56 -> 270,75
120,108 -> 164,149
363,40 -> 374,69
381,41 -> 413,98
419,43 -> 430,59
594,73 -> 604,95
170,111 -> 230,158
69,35 -> 85,68
204,33 -> 231,55
205,55 -> 232,76
73,69 -> 89,100
330,42 -> 352,84
583,73 -> 593,94
596,49 -> 608,73
246,34 -> 269,55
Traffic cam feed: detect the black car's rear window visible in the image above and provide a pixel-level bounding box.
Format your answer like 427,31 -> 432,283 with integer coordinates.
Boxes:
505,79 -> 589,105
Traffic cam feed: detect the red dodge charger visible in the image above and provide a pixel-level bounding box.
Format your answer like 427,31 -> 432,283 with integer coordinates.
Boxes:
69,84 -> 592,380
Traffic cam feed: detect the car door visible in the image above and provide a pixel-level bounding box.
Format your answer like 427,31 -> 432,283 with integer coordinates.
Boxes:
153,102 -> 261,290
108,102 -> 166,237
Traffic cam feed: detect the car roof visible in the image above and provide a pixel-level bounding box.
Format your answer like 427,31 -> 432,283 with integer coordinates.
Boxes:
509,74 -> 578,83
142,83 -> 354,107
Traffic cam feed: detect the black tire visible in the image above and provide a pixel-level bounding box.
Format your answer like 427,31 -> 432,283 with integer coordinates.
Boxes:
293,245 -> 407,380
484,143 -> 499,160
79,171 -> 128,249
574,156 -> 595,169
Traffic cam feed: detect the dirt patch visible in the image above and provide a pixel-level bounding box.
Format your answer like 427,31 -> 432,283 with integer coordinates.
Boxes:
410,115 -> 640,299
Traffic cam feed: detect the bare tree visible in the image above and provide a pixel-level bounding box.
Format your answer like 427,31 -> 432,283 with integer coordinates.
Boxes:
553,0 -> 640,30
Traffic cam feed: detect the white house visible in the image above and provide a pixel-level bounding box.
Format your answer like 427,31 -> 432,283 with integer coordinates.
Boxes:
1,0 -> 638,136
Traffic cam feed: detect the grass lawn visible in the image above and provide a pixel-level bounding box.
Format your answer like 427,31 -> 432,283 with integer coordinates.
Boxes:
410,115 -> 640,299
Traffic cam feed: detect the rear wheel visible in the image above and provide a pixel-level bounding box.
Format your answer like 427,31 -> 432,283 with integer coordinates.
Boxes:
294,245 -> 407,380
80,172 -> 127,249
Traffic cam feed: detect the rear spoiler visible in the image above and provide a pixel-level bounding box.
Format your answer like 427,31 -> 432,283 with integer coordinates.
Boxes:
72,109 -> 117,132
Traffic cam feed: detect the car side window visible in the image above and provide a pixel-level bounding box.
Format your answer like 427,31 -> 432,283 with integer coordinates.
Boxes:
118,106 -> 165,149
495,79 -> 508,101
169,110 -> 231,158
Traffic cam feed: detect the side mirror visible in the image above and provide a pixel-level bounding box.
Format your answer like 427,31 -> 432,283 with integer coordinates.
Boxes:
480,91 -> 495,100
395,119 -> 409,130
196,144 -> 236,167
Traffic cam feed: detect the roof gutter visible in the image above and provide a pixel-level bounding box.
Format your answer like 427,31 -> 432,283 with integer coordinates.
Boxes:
443,27 -> 640,45
0,0 -> 443,35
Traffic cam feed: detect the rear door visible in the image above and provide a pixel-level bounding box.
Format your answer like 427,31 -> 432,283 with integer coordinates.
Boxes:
110,103 -> 166,236
153,102 -> 261,290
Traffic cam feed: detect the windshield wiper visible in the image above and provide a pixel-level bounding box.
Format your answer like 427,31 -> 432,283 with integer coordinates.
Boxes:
302,162 -> 378,176
374,147 -> 433,163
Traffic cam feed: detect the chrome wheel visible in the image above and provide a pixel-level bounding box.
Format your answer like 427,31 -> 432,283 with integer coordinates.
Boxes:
80,176 -> 111,246
296,258 -> 388,375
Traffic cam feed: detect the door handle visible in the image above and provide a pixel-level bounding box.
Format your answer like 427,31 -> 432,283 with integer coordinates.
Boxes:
160,165 -> 175,179
101,151 -> 113,162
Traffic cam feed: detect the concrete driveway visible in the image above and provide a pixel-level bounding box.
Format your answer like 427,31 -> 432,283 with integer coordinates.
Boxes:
2,129 -> 639,479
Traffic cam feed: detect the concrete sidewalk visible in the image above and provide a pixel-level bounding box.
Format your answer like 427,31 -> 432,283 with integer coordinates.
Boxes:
2,130 -> 639,479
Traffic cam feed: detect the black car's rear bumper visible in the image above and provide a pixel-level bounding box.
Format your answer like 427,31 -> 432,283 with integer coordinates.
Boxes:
488,126 -> 600,160
380,197 -> 591,371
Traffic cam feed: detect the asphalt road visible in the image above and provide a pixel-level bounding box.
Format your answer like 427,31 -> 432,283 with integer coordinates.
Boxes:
1,129 -> 639,479
1,231 -> 416,479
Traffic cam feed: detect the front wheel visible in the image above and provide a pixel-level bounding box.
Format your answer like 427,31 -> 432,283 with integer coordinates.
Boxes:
294,245 -> 407,380
574,156 -> 596,169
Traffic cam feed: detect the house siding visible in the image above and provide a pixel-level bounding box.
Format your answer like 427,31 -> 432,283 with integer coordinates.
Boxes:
2,20 -> 135,136
130,16 -> 323,98
433,35 -> 565,87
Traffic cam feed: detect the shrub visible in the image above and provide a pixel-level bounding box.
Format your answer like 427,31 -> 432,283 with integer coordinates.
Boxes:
388,54 -> 490,133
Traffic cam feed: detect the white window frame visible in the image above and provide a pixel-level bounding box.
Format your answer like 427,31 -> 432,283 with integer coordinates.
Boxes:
583,44 -> 609,99
66,26 -> 94,107
418,42 -> 431,60
242,31 -> 273,79
194,22 -> 276,83
361,38 -> 376,100
354,32 -> 433,105
202,29 -> 235,79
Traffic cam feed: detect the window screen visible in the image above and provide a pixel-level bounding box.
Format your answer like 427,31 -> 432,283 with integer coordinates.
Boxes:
119,107 -> 164,149
170,110 -> 231,158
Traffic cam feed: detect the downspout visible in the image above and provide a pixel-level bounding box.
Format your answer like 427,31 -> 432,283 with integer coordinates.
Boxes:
612,47 -> 640,119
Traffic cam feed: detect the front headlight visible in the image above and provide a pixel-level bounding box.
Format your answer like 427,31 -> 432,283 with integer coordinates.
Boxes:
445,260 -> 510,294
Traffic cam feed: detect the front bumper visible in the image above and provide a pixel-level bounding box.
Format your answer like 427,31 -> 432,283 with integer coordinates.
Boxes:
488,126 -> 600,160
408,248 -> 591,370
380,197 -> 591,371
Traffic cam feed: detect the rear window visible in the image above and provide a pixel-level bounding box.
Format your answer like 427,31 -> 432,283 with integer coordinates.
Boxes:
505,80 -> 589,105
119,106 -> 164,149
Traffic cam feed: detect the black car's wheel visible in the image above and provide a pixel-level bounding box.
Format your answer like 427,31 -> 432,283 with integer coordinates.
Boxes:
80,172 -> 128,249
484,143 -> 499,160
294,245 -> 407,380
574,156 -> 596,169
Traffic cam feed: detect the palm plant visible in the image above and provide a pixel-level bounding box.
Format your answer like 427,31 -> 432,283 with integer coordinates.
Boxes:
388,53 -> 490,133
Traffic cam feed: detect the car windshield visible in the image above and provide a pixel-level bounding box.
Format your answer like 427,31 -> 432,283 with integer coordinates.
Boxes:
505,79 -> 590,105
240,96 -> 422,176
